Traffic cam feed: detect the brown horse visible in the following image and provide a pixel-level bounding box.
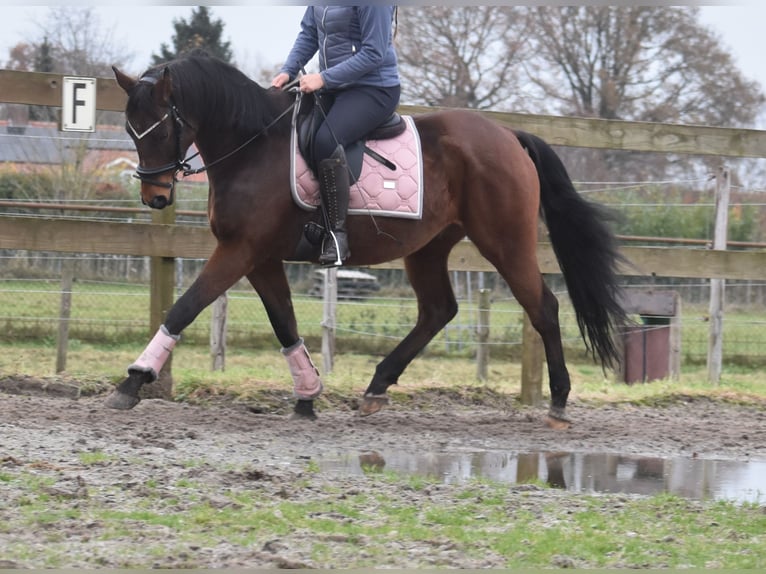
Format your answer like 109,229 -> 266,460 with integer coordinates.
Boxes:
107,52 -> 627,427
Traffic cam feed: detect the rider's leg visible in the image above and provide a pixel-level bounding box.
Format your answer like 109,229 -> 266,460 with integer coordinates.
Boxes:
317,145 -> 351,266
312,85 -> 400,266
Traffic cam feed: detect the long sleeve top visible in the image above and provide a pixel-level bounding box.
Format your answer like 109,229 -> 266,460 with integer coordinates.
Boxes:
279,5 -> 400,90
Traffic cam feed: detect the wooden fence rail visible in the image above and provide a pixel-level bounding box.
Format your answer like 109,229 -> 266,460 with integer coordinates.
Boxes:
2,69 -> 766,158
3,216 -> 766,280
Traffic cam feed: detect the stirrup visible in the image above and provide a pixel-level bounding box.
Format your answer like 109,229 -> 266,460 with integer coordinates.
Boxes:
319,231 -> 349,267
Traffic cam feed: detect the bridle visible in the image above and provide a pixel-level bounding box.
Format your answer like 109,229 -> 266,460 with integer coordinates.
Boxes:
126,74 -> 197,206
128,74 -> 297,206
128,101 -> 193,202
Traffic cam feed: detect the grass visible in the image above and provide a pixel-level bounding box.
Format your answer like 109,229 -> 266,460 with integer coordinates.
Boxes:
4,461 -> 765,568
77,450 -> 116,465
2,336 -> 765,567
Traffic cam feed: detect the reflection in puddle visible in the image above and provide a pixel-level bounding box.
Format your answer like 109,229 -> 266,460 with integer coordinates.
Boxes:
319,450 -> 765,503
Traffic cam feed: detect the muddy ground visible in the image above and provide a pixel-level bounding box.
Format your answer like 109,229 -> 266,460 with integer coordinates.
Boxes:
1,377 -> 765,568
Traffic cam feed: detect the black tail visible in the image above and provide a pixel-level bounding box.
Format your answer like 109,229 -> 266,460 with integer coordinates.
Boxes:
514,129 -> 627,368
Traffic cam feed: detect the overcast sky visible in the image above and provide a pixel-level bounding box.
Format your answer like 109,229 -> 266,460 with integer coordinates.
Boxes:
1,4 -> 764,109
1,5 -> 305,76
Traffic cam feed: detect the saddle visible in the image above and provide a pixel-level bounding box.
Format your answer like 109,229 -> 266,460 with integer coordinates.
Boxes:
295,92 -> 407,180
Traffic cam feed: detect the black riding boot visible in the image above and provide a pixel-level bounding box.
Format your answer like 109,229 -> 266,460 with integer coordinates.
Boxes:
318,145 -> 351,267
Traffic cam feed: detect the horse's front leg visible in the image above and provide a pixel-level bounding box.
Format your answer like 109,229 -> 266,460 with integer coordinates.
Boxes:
105,246 -> 250,410
246,261 -> 322,420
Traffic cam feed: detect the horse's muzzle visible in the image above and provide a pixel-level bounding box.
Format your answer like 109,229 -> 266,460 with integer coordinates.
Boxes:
138,177 -> 175,210
145,194 -> 170,210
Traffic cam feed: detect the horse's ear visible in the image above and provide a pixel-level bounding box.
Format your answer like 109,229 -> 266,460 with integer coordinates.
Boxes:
113,66 -> 137,93
154,66 -> 173,107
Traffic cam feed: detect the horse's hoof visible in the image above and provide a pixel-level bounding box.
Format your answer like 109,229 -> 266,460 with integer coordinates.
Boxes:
544,410 -> 572,430
106,371 -> 153,410
104,391 -> 141,410
290,410 -> 318,421
359,394 -> 389,417
291,400 -> 317,421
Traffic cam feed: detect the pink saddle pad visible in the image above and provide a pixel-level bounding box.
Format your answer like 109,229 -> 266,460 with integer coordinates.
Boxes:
291,115 -> 423,220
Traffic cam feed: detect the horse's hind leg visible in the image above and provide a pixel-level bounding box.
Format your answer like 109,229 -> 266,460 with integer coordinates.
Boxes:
360,230 -> 462,415
246,261 -> 321,420
528,281 -> 572,427
477,244 -> 572,428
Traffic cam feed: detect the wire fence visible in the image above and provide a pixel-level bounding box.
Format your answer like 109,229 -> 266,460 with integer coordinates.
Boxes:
1,259 -> 766,376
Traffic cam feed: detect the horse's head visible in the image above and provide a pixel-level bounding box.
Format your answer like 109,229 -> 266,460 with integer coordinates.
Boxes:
114,65 -> 196,209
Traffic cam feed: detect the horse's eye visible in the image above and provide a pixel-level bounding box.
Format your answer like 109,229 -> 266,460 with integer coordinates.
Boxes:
153,125 -> 171,140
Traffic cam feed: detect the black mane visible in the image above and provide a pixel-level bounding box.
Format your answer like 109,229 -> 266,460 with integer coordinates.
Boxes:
140,51 -> 290,137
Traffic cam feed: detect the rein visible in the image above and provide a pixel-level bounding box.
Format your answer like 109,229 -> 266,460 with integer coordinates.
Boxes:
132,90 -> 297,193
182,99 -> 297,177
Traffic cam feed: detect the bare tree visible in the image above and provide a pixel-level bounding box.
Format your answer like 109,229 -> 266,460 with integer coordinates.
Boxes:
40,7 -> 134,125
5,43 -> 37,72
1,7 -> 134,124
520,6 -> 765,183
395,6 -> 532,110
525,6 -> 764,127
35,7 -> 133,77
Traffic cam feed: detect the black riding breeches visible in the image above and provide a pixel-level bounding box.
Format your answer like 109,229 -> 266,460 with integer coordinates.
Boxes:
312,84 -> 401,164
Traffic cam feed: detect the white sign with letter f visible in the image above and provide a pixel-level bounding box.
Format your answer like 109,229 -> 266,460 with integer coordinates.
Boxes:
62,76 -> 96,132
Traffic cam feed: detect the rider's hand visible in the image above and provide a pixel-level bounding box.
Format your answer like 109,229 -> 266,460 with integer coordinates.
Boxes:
271,72 -> 290,89
299,73 -> 325,93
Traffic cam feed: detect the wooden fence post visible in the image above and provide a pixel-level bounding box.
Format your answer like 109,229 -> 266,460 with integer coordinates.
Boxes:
520,312 -> 544,405
146,206 -> 176,400
55,258 -> 74,373
321,268 -> 337,374
210,293 -> 228,371
708,166 -> 730,384
670,294 -> 682,380
475,289 -> 491,381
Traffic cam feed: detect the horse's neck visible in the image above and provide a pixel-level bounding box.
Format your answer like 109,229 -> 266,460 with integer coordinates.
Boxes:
195,86 -> 293,150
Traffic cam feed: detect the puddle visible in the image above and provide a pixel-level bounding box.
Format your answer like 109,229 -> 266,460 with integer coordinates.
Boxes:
317,450 -> 765,503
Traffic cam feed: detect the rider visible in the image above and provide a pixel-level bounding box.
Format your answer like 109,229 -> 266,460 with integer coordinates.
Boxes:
272,6 -> 401,267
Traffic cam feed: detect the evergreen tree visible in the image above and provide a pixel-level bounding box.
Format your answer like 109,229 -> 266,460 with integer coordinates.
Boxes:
151,6 -> 234,65
30,38 -> 56,121
34,38 -> 54,73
